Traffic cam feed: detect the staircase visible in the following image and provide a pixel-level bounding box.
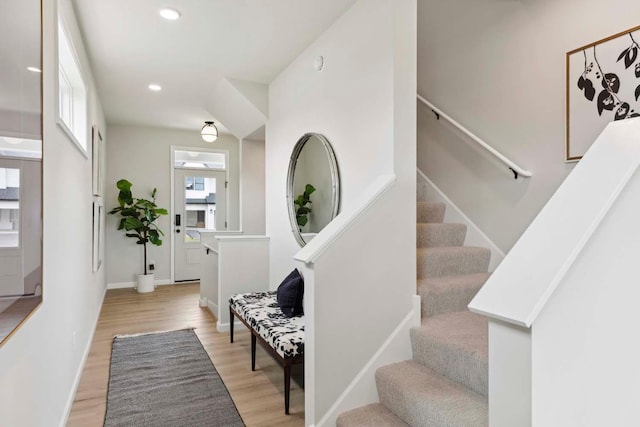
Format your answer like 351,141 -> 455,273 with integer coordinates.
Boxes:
337,185 -> 491,426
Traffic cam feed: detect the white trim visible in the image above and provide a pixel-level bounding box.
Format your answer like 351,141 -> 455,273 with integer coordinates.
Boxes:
417,94 -> 531,179
216,320 -> 245,333
206,299 -> 219,318
59,286 -> 107,427
215,235 -> 269,242
106,279 -> 173,290
417,168 -> 505,271
56,119 -> 88,158
294,174 -> 395,265
315,306 -> 418,427
412,294 -> 421,327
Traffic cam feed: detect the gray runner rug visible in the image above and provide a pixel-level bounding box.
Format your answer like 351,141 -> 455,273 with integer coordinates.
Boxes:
104,329 -> 245,427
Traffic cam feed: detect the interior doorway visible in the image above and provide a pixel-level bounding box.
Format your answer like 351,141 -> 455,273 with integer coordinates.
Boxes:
172,149 -> 227,282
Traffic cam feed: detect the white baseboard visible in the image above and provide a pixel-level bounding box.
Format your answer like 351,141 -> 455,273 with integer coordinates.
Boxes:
59,285 -> 107,427
217,320 -> 246,333
107,279 -> 173,290
207,300 -> 219,318
316,300 -> 420,427
417,168 -> 505,271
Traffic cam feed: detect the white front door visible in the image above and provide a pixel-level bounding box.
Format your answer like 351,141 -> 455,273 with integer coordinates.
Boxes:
173,168 -> 227,282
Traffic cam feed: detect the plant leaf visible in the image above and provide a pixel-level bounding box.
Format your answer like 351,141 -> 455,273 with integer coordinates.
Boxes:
597,90 -> 615,116
577,75 -> 585,90
583,79 -> 596,101
601,73 -> 620,93
615,102 -> 630,120
625,47 -> 638,69
116,179 -> 132,192
617,47 -> 630,62
636,85 -> 640,101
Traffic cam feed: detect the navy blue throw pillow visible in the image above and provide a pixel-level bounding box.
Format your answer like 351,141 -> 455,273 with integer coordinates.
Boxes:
276,269 -> 304,317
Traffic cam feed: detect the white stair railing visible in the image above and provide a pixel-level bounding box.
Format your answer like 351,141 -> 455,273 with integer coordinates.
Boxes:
417,94 -> 532,179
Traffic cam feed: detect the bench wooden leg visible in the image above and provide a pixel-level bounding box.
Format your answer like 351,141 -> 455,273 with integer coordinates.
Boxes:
284,364 -> 291,415
229,306 -> 234,343
251,333 -> 257,371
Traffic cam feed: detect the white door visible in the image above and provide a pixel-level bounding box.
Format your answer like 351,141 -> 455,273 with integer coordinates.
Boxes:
174,169 -> 227,282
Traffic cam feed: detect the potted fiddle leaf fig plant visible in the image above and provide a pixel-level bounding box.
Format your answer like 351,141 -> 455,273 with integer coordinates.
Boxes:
109,179 -> 168,293
295,183 -> 316,231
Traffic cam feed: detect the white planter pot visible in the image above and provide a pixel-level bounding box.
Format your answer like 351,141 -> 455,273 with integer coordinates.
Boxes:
137,274 -> 155,293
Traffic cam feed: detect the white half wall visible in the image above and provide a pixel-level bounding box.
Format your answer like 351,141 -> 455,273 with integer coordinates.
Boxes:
216,236 -> 269,331
417,0 -> 640,252
105,125 -> 240,285
0,0 -> 107,425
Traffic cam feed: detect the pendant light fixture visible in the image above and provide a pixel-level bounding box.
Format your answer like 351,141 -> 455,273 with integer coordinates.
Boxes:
201,121 -> 218,142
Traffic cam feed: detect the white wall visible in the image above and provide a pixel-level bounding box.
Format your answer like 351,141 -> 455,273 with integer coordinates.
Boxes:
240,138 -> 265,235
267,0 -> 400,286
105,126 -> 240,285
417,0 -> 640,251
0,0 -> 107,424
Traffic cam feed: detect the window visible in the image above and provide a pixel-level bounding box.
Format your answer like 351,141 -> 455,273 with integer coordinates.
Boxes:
57,19 -> 88,152
194,177 -> 204,191
174,150 -> 225,169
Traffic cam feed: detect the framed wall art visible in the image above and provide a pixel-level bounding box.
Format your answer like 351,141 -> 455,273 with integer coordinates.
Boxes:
566,25 -> 640,161
93,198 -> 103,272
92,126 -> 103,195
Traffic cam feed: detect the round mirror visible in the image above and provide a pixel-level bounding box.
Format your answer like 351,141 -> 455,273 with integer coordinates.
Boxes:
286,133 -> 340,247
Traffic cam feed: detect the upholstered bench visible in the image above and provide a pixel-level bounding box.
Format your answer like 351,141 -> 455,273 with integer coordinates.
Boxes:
229,291 -> 304,414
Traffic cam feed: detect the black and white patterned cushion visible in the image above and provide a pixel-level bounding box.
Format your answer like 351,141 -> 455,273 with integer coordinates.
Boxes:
229,291 -> 304,359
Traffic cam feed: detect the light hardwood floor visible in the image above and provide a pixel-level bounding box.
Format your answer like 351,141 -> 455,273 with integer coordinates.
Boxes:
67,284 -> 304,426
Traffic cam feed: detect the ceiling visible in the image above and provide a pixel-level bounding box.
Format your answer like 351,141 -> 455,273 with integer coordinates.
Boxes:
72,0 -> 358,136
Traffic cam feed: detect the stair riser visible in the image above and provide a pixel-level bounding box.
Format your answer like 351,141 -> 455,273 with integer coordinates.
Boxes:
417,223 -> 466,248
417,248 -> 490,279
420,286 -> 482,317
411,329 -> 488,396
417,202 -> 445,223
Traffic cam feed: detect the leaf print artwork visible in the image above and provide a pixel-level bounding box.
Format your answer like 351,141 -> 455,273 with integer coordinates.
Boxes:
567,25 -> 640,160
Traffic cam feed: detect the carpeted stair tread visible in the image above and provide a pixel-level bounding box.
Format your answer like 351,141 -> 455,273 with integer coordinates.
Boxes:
417,201 -> 445,223
417,223 -> 467,248
376,360 -> 487,427
411,311 -> 488,396
418,272 -> 491,317
336,403 -> 409,427
417,246 -> 490,279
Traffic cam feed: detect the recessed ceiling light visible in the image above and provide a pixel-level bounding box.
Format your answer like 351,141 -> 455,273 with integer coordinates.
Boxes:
159,8 -> 181,20
27,66 -> 42,73
148,84 -> 162,92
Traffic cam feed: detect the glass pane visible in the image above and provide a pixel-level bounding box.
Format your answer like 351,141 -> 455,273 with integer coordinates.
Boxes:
0,168 -> 20,248
184,175 -> 218,242
174,150 -> 225,169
